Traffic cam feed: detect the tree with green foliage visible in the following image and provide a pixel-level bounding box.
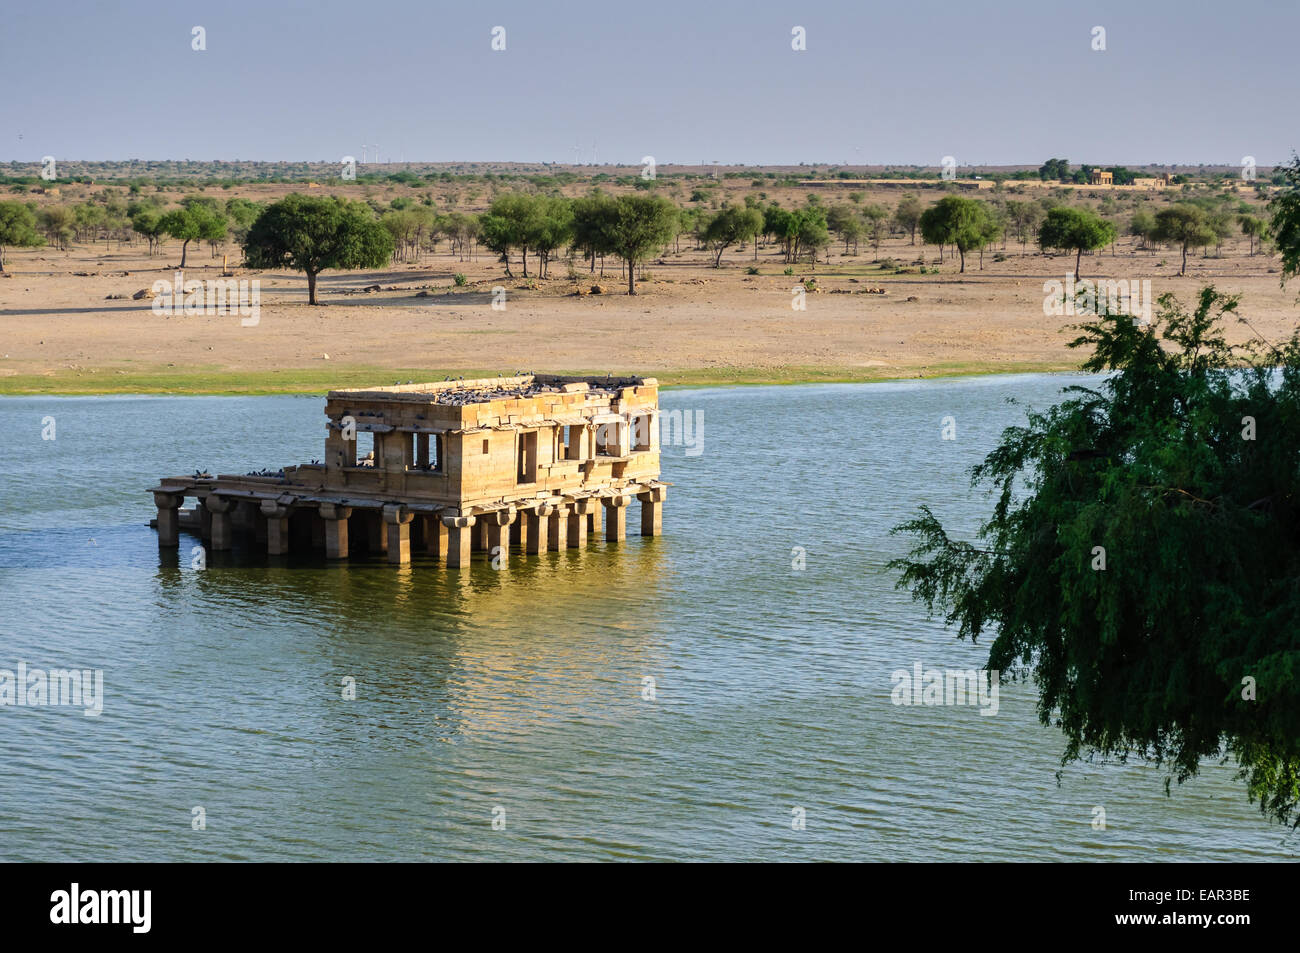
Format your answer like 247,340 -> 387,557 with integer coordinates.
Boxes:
0,201 -> 44,272
605,194 -> 679,295
38,206 -> 76,251
1128,209 -> 1158,252
1238,214 -> 1267,256
919,196 -> 993,273
703,205 -> 764,267
242,194 -> 393,305
570,192 -> 618,273
1039,158 -> 1070,182
893,194 -> 924,245
1037,206 -> 1116,278
529,195 -> 574,278
891,286 -> 1300,827
763,206 -> 795,261
224,198 -> 263,248
1005,200 -> 1044,250
791,206 -> 830,268
1153,203 -> 1217,276
478,192 -> 543,278
1268,154 -> 1300,282
158,198 -> 227,267
861,204 -> 888,257
130,207 -> 167,256
826,204 -> 863,256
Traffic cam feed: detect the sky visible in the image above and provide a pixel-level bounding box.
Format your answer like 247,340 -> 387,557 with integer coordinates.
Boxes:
3,0 -> 1297,167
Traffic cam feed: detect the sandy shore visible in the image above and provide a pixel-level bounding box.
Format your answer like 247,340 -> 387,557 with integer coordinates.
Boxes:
1,237 -> 1293,394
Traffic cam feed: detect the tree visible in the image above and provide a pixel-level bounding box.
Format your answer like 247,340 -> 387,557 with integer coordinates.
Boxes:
703,205 -> 764,267
570,193 -> 618,274
529,196 -> 573,278
38,206 -> 75,251
825,204 -> 863,255
1005,200 -> 1044,250
1039,158 -> 1070,182
0,201 -> 44,272
890,286 -> 1300,827
1153,204 -> 1217,276
478,193 -> 542,277
158,198 -> 227,268
1037,206 -> 1116,278
381,209 -> 418,263
242,194 -> 393,305
764,206 -> 796,262
130,208 -> 166,257
1238,214 -> 1266,256
861,204 -> 888,257
792,207 -> 830,267
1128,209 -> 1158,252
224,198 -> 263,248
918,196 -> 993,273
1268,154 -> 1300,281
893,194 -> 923,245
439,211 -> 480,262
605,195 -> 678,294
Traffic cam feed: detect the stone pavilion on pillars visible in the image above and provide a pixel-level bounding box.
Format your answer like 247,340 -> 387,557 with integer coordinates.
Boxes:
148,374 -> 668,567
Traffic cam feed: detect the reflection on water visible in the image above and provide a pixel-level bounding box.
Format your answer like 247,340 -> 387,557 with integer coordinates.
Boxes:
0,380 -> 1292,861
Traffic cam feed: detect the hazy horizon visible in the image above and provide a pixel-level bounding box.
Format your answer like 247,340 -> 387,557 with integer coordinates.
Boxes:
4,0 -> 1297,167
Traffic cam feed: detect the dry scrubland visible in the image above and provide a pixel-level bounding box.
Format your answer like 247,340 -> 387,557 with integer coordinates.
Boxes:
0,168 -> 1293,393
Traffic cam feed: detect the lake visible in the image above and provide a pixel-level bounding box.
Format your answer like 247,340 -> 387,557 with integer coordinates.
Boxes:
0,375 -> 1291,861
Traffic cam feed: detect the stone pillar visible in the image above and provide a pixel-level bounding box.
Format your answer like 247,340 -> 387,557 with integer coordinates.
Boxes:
525,504 -> 554,555
567,500 -> 590,548
509,519 -> 522,546
383,504 -> 414,565
588,503 -> 602,535
472,520 -> 489,552
154,492 -> 183,547
482,508 -> 516,568
604,495 -> 630,543
320,503 -> 353,559
442,514 -> 476,568
424,514 -> 448,561
639,486 -> 666,537
206,495 -> 235,551
261,501 -> 291,555
548,504 -> 570,551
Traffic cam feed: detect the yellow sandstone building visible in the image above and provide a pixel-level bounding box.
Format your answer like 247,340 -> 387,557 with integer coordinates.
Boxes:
150,374 -> 668,567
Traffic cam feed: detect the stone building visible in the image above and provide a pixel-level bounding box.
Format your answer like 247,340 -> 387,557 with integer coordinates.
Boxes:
149,374 -> 668,567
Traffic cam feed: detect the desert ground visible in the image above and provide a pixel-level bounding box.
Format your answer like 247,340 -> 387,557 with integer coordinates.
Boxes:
1,171 -> 1294,393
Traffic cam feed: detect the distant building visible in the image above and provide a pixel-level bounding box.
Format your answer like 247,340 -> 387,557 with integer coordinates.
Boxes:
1088,170 -> 1114,186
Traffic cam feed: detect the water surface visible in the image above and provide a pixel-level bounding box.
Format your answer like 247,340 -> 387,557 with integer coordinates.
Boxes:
0,376 -> 1290,861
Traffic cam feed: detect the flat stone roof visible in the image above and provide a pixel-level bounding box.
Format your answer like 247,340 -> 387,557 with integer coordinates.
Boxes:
329,374 -> 653,406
